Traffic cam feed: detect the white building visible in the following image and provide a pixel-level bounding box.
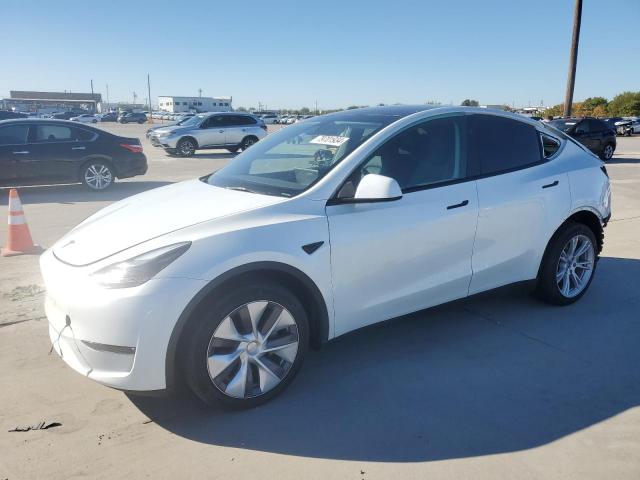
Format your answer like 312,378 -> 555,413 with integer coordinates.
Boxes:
157,96 -> 232,113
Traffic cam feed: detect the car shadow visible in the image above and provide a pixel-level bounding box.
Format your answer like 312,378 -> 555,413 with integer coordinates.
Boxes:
128,256 -> 640,462
0,181 -> 172,205
609,156 -> 640,164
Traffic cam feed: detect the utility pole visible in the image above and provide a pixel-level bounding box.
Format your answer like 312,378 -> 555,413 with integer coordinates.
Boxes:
90,79 -> 94,112
315,99 -> 318,115
133,91 -> 137,105
564,0 -> 583,118
198,88 -> 202,98
106,84 -> 110,111
147,74 -> 152,123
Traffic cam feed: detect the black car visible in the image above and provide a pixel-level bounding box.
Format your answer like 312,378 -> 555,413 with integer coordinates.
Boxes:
52,111 -> 82,120
549,117 -> 616,161
99,112 -> 118,122
0,119 -> 147,190
118,112 -> 147,124
0,111 -> 28,120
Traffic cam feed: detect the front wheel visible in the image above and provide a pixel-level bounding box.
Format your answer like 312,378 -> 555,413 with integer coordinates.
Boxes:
600,143 -> 614,161
81,161 -> 114,190
182,280 -> 309,408
535,222 -> 598,305
176,138 -> 196,157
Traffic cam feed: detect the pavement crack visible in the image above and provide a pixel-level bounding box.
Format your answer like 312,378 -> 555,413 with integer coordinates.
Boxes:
0,316 -> 46,328
462,306 -> 591,364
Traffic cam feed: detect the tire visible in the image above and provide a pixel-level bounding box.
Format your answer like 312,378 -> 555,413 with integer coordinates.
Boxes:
182,279 -> 309,409
80,161 -> 115,190
176,137 -> 196,157
138,120 -> 144,124
240,136 -> 258,151
535,222 -> 598,305
92,119 -> 97,123
600,143 -> 614,161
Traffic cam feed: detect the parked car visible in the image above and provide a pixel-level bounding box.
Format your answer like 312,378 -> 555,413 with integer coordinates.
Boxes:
118,112 -> 147,124
52,111 -> 79,120
0,110 -> 27,120
99,112 -> 118,122
0,119 -> 147,190
40,106 -> 611,408
146,115 -> 197,139
148,112 -> 267,156
615,117 -> 640,135
549,117 -> 616,160
602,117 -> 624,132
70,114 -> 99,123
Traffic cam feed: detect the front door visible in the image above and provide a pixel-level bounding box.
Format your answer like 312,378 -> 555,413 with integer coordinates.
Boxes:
26,124 -> 89,183
196,115 -> 227,148
326,115 -> 478,335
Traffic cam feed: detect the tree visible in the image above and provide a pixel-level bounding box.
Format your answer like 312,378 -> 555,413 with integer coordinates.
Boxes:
299,107 -> 310,115
607,91 -> 640,117
236,106 -> 247,112
461,99 -> 479,106
592,104 -> 607,118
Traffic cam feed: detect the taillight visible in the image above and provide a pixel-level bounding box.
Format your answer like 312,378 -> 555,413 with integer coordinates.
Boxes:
120,143 -> 143,153
600,165 -> 608,178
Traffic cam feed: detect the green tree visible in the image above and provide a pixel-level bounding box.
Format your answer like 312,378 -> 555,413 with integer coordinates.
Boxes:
607,91 -> 640,116
299,107 -> 310,115
580,97 -> 608,116
461,99 -> 479,106
236,106 -> 247,112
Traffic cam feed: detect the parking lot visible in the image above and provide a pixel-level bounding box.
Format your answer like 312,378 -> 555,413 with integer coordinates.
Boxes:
1,123 -> 639,479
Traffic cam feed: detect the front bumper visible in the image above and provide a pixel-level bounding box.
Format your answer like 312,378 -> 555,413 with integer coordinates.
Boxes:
41,249 -> 207,391
149,135 -> 177,148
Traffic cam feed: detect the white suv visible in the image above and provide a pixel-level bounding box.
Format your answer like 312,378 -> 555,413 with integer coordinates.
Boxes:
149,112 -> 267,156
41,106 -> 611,408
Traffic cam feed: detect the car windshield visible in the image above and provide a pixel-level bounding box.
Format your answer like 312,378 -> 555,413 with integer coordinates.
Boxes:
549,119 -> 579,132
207,112 -> 397,197
179,115 -> 205,127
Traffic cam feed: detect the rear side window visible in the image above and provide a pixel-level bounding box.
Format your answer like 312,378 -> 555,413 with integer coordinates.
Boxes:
469,115 -> 542,176
35,125 -> 73,142
75,128 -> 96,141
541,134 -> 561,158
0,125 -> 29,145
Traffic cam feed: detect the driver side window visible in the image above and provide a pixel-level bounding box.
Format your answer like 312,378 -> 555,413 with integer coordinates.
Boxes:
339,116 -> 467,198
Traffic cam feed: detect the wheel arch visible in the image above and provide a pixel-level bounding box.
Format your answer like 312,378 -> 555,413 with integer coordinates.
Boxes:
537,209 -> 604,279
165,261 -> 330,391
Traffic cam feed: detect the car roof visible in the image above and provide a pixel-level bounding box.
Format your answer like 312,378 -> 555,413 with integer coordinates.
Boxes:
0,118 -> 102,131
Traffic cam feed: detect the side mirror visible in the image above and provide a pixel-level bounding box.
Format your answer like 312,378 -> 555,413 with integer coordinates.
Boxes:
353,174 -> 402,202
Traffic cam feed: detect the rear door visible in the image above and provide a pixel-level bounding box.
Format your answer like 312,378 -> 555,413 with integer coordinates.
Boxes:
468,114 -> 571,294
26,124 -> 92,182
0,123 -> 31,183
224,115 -> 256,146
573,120 -> 598,151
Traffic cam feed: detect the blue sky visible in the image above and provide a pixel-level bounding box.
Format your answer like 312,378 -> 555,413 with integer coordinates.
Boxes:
1,0 -> 638,110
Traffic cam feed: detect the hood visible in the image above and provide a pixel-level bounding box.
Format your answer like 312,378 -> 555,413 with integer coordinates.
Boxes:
53,179 -> 286,266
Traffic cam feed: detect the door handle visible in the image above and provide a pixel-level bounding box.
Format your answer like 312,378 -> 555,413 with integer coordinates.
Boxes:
542,180 -> 559,189
72,146 -> 86,150
12,151 -> 29,154
446,200 -> 469,210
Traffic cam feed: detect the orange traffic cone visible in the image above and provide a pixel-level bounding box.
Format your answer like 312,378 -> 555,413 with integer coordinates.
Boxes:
1,189 -> 42,257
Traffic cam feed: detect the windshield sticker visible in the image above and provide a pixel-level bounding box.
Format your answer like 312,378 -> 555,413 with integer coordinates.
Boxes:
310,135 -> 349,147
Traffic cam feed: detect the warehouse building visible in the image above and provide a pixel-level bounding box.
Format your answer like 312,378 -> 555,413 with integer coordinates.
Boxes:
158,96 -> 232,113
1,91 -> 102,114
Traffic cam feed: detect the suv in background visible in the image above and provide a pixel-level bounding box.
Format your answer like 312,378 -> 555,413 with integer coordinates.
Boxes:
118,112 -> 147,124
149,112 -> 267,156
549,117 -> 617,161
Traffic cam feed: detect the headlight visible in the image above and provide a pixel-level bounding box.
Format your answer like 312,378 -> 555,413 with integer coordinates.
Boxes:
91,242 -> 191,288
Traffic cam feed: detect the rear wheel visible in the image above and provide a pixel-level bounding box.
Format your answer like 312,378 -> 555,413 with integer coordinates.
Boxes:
177,138 -> 196,157
182,280 -> 308,408
240,136 -> 258,151
600,143 -> 614,161
81,161 -> 114,190
535,222 -> 597,305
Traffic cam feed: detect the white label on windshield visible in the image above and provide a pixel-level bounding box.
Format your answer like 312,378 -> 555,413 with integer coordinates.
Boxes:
310,135 -> 349,147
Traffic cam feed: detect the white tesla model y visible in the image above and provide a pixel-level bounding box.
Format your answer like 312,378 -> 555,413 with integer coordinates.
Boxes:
41,106 -> 611,408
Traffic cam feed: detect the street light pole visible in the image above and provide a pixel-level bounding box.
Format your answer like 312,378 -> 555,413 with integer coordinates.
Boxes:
147,74 -> 153,123
563,0 -> 583,118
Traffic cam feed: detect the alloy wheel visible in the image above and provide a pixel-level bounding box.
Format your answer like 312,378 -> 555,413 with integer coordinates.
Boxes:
603,144 -> 614,160
84,164 -> 113,190
180,140 -> 195,156
207,301 -> 299,399
556,234 -> 595,298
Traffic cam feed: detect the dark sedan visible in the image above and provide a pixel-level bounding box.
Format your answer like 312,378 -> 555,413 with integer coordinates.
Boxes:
0,119 -> 147,190
549,117 -> 617,161
118,112 -> 147,124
